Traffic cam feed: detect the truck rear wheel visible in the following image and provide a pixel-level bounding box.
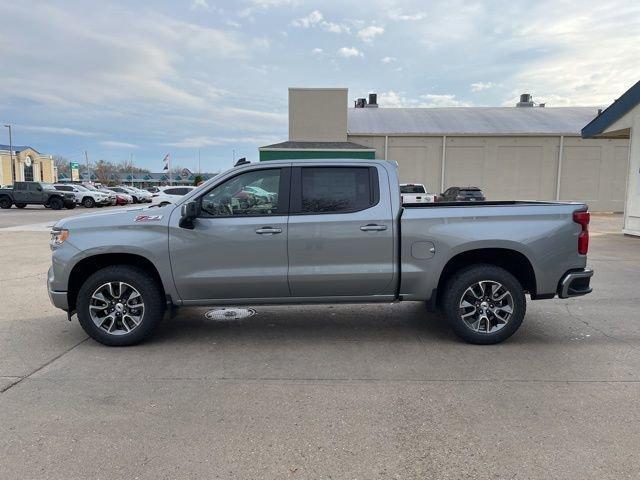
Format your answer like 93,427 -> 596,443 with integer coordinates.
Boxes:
442,264 -> 526,345
0,196 -> 11,209
49,197 -> 63,210
76,265 -> 165,346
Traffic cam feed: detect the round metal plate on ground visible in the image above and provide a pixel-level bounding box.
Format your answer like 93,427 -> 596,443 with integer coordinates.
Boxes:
204,308 -> 256,321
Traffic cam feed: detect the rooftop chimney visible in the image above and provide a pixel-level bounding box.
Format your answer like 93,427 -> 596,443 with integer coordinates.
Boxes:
366,93 -> 378,108
516,93 -> 535,107
354,97 -> 367,108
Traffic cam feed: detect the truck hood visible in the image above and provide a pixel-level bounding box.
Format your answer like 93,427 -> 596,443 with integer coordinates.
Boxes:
54,203 -> 176,230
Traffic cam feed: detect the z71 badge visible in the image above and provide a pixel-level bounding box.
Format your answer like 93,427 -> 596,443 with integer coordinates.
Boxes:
134,214 -> 163,222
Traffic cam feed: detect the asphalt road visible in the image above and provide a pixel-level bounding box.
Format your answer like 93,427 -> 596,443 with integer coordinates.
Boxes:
1,208 -> 639,479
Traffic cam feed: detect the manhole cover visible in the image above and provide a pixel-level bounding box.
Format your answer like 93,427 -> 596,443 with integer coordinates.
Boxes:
204,308 -> 256,321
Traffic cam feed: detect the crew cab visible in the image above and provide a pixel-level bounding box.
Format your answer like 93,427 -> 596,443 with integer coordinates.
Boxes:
0,182 -> 76,209
48,159 -> 593,346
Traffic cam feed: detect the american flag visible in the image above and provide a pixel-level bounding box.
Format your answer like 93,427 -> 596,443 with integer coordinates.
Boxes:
162,154 -> 169,170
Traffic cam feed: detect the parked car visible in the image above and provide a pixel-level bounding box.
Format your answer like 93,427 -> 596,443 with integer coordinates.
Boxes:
439,186 -> 486,202
125,186 -> 152,203
0,181 -> 76,210
400,183 -> 436,204
78,184 -> 115,207
48,159 -> 593,346
145,186 -> 160,194
54,183 -> 111,207
100,188 -> 133,205
110,186 -> 151,203
152,186 -> 197,205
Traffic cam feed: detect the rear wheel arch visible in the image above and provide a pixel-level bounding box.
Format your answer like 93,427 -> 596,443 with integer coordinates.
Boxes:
435,248 -> 537,306
67,253 -> 165,312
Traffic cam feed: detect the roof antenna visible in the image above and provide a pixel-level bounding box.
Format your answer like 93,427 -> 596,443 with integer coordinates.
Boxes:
234,157 -> 250,167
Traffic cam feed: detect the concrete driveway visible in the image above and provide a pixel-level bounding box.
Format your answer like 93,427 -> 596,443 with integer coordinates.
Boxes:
1,209 -> 639,479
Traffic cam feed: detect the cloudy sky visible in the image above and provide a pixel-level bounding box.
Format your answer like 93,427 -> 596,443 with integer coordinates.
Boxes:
1,0 -> 639,172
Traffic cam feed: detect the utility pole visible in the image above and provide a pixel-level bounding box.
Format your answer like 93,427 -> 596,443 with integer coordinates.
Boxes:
3,125 -> 15,184
198,148 -> 201,174
84,150 -> 90,182
129,153 -> 134,186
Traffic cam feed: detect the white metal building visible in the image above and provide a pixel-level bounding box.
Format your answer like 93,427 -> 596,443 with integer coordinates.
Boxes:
347,96 -> 629,212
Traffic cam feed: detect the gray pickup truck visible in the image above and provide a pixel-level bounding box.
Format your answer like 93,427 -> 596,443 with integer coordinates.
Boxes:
48,159 -> 593,346
0,181 -> 76,210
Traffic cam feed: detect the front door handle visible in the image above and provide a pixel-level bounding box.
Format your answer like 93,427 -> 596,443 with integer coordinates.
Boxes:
360,224 -> 388,232
256,227 -> 282,235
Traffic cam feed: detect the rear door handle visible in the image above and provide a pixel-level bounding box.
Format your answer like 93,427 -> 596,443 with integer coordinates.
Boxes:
360,224 -> 388,232
255,227 -> 282,235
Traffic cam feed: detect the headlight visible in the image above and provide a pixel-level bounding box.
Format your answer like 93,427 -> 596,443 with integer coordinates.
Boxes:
50,228 -> 69,247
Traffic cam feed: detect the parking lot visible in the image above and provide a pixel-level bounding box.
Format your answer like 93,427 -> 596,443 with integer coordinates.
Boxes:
1,207 -> 639,479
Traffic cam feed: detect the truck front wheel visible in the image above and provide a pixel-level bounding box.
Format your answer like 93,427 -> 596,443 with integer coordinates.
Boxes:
76,265 -> 165,346
442,264 -> 526,345
0,196 -> 12,209
49,197 -> 63,210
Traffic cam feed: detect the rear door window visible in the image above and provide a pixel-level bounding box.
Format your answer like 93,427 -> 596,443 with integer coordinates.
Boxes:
295,167 -> 376,214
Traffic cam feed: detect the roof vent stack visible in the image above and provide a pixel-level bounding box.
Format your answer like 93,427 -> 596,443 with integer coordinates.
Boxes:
354,98 -> 367,108
516,93 -> 535,107
366,93 -> 378,108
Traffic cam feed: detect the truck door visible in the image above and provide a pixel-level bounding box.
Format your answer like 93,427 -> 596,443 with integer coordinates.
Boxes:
287,165 -> 395,297
13,183 -> 29,203
169,167 -> 291,301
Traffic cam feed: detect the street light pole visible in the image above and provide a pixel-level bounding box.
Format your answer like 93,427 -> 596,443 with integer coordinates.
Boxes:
3,125 -> 15,184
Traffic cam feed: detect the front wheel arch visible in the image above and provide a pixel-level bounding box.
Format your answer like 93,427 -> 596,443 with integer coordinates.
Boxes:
67,253 -> 166,313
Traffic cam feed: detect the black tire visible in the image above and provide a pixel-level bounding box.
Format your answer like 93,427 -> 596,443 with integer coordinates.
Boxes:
132,196 -> 139,203
65,202 -> 76,210
0,196 -> 12,209
442,264 -> 526,345
76,265 -> 165,346
15,203 -> 27,209
82,197 -> 95,208
49,197 -> 63,210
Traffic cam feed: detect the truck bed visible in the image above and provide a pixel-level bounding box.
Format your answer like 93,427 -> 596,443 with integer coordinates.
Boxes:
403,200 -> 575,208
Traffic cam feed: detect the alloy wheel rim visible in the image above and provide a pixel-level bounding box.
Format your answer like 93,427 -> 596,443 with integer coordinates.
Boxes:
458,280 -> 514,334
89,282 -> 145,335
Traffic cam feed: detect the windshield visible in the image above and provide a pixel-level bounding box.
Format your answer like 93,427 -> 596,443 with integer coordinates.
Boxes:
400,185 -> 426,194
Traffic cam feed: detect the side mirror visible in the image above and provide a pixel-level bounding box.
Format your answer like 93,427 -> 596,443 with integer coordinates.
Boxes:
179,201 -> 199,229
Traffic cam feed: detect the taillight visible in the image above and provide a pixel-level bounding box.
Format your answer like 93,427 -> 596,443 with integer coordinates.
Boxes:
573,210 -> 590,255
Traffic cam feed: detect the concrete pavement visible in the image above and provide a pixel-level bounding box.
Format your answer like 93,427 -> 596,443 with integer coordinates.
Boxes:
1,209 -> 639,479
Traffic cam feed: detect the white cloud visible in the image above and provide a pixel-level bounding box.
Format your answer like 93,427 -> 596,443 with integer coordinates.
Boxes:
381,56 -> 395,64
388,10 -> 426,21
164,134 -> 281,148
378,91 -> 469,108
470,82 -> 495,92
357,25 -> 384,43
190,0 -> 211,11
312,48 -> 323,55
18,125 -> 98,136
100,141 -> 139,149
292,10 -> 349,34
418,94 -> 469,107
292,10 -> 323,28
338,47 -> 363,58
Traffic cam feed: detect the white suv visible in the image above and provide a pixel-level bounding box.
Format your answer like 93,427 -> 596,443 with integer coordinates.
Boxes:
54,184 -> 112,208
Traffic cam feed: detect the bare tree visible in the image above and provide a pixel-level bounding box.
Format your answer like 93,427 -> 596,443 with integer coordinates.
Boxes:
53,155 -> 70,176
93,160 -> 119,184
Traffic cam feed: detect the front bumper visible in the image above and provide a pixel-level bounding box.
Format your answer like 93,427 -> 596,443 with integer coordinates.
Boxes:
558,267 -> 593,298
47,266 -> 68,310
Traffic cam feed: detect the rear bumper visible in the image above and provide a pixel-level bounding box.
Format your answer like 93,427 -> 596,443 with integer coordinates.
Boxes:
558,267 -> 593,298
